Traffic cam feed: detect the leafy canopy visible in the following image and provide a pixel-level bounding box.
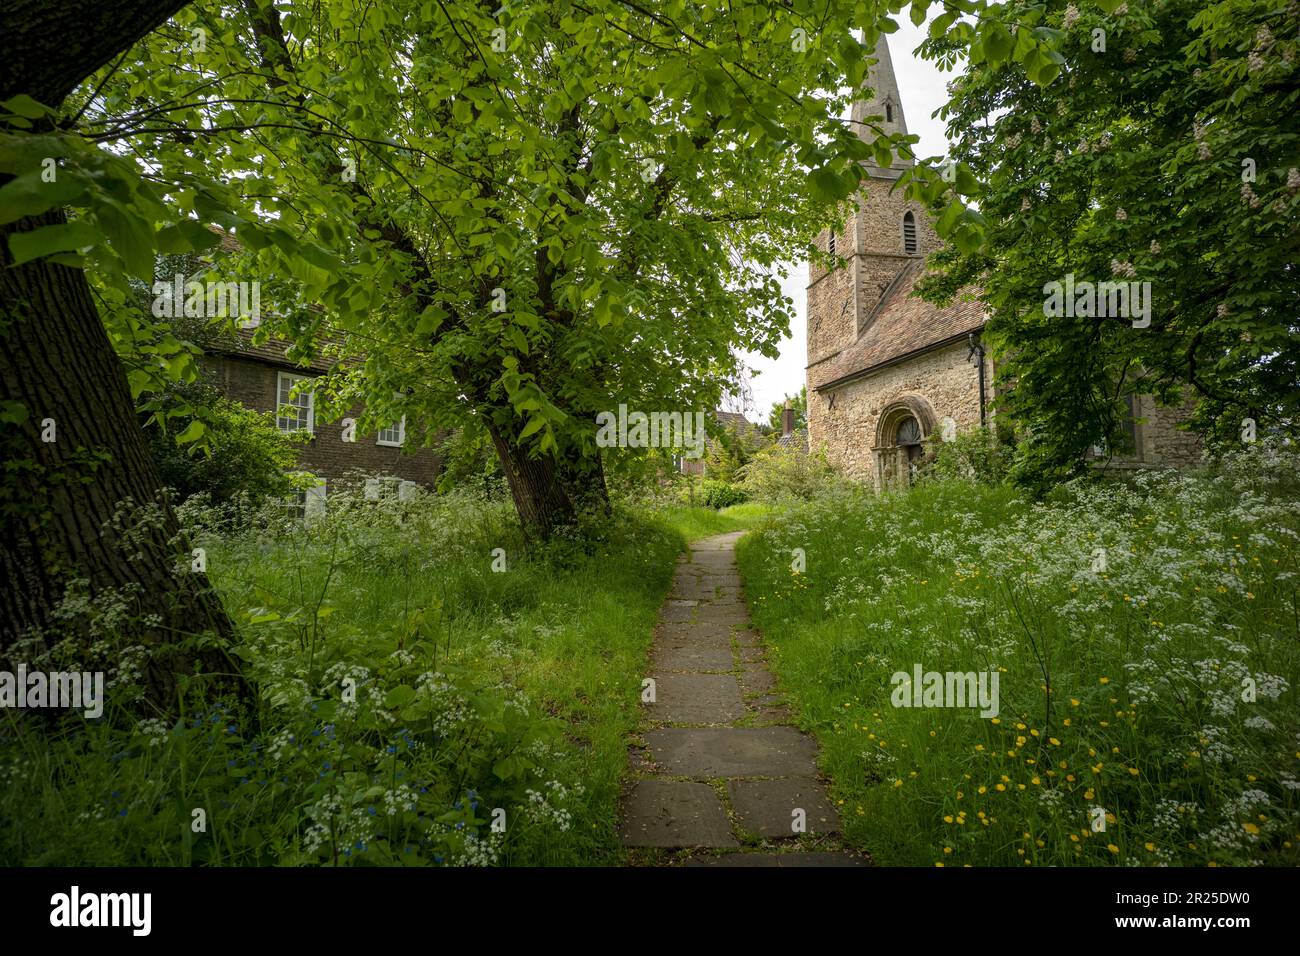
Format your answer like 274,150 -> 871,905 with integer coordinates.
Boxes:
919,0 -> 1300,486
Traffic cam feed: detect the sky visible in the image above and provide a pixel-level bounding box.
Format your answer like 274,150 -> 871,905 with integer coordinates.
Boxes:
741,19 -> 960,420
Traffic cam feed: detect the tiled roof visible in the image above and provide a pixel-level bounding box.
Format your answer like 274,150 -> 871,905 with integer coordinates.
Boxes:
207,327 -> 338,374
715,410 -> 752,428
776,428 -> 809,452
816,260 -> 985,389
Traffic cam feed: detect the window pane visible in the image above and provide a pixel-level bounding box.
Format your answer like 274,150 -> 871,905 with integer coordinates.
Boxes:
277,374 -> 311,432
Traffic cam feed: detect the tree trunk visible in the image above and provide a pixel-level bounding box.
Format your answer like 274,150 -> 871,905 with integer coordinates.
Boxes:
1,0 -> 247,711
1,209 -> 245,706
485,421 -> 576,542
556,448 -> 612,516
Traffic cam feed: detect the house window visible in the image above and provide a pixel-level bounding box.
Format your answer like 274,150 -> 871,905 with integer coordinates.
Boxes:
285,477 -> 326,521
903,212 -> 918,255
276,372 -> 314,434
377,416 -> 406,447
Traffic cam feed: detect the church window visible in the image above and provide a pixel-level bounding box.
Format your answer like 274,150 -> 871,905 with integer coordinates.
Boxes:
895,416 -> 922,446
903,211 -> 918,254
886,103 -> 893,123
828,231 -> 836,256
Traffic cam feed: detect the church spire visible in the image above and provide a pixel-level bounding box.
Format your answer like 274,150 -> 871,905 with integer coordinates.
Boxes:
851,33 -> 912,178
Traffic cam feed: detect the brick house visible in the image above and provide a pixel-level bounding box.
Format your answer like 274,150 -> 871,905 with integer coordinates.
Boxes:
806,35 -> 1203,491
200,328 -> 444,514
678,409 -> 762,476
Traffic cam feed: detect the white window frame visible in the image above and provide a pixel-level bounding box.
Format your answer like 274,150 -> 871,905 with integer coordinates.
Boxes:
276,371 -> 314,435
376,415 -> 406,447
284,476 -> 326,521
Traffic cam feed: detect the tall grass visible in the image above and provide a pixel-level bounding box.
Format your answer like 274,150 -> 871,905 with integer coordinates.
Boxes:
736,446 -> 1300,866
1,489 -> 739,866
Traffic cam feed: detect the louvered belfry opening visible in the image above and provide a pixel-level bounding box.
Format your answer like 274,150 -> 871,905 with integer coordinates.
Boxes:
902,211 -> 918,254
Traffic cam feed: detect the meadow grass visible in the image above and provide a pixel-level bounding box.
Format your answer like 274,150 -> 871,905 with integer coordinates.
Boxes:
735,448 -> 1300,866
0,492 -> 745,866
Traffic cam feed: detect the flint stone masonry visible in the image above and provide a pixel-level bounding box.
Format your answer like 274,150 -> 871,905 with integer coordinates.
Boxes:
808,340 -> 988,486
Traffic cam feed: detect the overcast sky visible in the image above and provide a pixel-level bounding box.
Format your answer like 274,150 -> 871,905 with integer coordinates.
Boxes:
743,18 -> 960,419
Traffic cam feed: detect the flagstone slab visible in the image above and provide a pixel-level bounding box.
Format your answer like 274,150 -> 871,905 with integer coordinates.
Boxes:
650,642 -> 735,673
643,726 -> 819,779
620,781 -> 739,848
654,622 -> 733,647
727,777 -> 840,838
647,673 -> 745,724
739,666 -> 776,695
659,603 -> 696,623
696,603 -> 749,624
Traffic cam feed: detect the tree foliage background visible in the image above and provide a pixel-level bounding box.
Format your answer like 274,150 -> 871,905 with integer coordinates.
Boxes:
919,0 -> 1300,487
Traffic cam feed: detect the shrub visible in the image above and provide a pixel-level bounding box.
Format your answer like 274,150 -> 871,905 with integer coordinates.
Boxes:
738,444 -> 844,502
146,379 -> 305,503
698,478 -> 748,509
917,425 -> 1014,486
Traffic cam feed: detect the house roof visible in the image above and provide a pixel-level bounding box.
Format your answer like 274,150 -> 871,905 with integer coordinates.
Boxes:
815,260 -> 985,391
776,427 -> 809,452
715,410 -> 752,429
206,327 -> 338,374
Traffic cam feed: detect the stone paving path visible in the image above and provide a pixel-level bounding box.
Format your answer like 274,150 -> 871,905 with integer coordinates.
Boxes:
618,531 -> 866,865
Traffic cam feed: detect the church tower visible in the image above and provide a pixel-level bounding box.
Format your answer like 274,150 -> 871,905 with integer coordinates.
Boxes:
805,33 -> 939,375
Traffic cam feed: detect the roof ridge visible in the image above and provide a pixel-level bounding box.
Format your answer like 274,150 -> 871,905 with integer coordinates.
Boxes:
858,258 -> 921,339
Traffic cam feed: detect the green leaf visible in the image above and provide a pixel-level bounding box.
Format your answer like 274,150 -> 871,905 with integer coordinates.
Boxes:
984,26 -> 1015,67
0,95 -> 52,119
519,415 -> 546,439
955,165 -> 980,197
0,400 -> 29,425
175,419 -> 206,444
384,685 -> 417,708
157,219 -> 221,254
0,171 -> 85,225
7,220 -> 99,265
95,203 -> 156,277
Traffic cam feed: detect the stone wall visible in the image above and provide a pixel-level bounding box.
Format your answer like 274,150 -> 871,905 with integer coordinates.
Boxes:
806,214 -> 856,366
1143,396 -> 1204,467
808,339 -> 990,486
1103,392 -> 1205,470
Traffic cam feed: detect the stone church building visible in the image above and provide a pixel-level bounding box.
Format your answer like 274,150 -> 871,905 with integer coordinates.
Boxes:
806,37 -> 1201,490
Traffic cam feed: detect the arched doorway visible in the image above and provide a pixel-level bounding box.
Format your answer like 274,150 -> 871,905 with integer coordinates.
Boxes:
874,398 -> 936,491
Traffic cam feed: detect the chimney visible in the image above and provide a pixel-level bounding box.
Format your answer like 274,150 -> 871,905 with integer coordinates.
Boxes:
782,401 -> 794,438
